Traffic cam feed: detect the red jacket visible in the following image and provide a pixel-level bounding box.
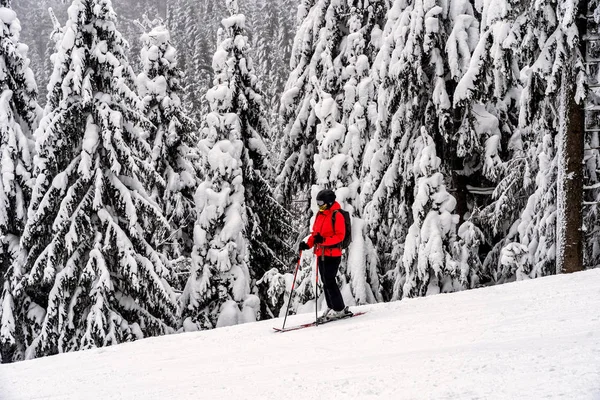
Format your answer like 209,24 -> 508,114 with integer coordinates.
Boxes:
307,201 -> 345,257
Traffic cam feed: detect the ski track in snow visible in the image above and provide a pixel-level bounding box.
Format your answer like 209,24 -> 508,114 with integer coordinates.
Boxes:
1,270 -> 600,399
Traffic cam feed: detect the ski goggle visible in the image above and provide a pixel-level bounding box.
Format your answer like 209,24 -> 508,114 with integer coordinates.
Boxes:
317,200 -> 327,211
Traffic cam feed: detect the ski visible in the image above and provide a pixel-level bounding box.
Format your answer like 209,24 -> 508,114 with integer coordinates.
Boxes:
273,311 -> 366,333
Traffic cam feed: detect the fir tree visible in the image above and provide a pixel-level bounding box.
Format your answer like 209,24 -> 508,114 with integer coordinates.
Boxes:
8,0 -> 178,361
136,24 -> 199,266
180,0 -> 294,330
496,0 -> 586,280
276,0 -> 348,210
333,0 -> 386,305
253,0 -> 296,115
452,0 -> 527,280
396,127 -> 459,299
0,1 -> 40,363
361,0 -> 459,298
452,221 -> 485,288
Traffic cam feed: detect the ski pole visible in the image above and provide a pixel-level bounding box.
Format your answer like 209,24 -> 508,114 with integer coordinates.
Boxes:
282,252 -> 302,331
315,248 -> 320,325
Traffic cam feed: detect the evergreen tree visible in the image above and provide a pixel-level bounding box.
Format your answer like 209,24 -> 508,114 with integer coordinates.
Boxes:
361,0 -> 460,298
277,0 -> 387,309
253,0 -> 296,114
8,0 -> 178,361
276,0 -> 348,210
166,0 -> 225,120
136,24 -> 199,266
180,0 -> 294,330
452,221 -> 485,288
9,1 -> 70,107
496,0 -> 586,280
0,1 -> 40,362
336,0 -> 386,305
396,127 -> 460,299
308,1 -> 387,307
513,123 -> 558,280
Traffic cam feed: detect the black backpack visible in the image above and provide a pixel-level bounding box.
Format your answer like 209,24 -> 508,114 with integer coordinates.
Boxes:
332,209 -> 352,249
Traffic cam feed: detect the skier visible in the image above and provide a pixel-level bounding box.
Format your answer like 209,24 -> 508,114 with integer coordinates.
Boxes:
299,189 -> 352,322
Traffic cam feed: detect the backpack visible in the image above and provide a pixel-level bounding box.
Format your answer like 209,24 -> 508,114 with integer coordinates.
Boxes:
332,209 -> 352,249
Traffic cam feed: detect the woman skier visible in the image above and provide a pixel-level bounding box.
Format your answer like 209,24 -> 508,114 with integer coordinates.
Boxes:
299,189 -> 352,322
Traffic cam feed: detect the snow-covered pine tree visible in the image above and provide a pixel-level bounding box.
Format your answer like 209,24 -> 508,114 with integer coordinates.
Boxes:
9,1 -> 69,106
311,1 -> 387,307
0,1 -> 40,363
275,0 -> 348,211
451,0 -> 526,241
256,257 -> 316,319
398,127 -> 460,298
494,0 -> 586,280
453,0 -> 521,184
136,24 -> 199,268
180,0 -> 295,330
359,1 -> 408,298
8,0 -> 178,361
452,221 -> 485,288
361,0 -> 463,298
447,0 -> 535,285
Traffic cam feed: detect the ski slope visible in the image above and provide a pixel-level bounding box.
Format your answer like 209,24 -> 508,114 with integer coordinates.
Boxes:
1,270 -> 599,400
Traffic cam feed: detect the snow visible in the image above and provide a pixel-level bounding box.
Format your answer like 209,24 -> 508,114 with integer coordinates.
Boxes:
1,270 -> 599,399
0,8 -> 17,25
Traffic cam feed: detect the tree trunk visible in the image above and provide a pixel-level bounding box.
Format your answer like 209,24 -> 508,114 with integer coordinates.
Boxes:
556,3 -> 586,274
557,78 -> 584,274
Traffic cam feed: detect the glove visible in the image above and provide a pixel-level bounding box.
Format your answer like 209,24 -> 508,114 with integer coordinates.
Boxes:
313,233 -> 324,244
299,242 -> 310,251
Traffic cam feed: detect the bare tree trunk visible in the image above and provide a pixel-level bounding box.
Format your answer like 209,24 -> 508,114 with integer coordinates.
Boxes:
556,3 -> 587,274
557,76 -> 584,274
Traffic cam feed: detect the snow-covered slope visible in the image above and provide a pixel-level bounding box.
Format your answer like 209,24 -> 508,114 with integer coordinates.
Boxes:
1,270 -> 599,399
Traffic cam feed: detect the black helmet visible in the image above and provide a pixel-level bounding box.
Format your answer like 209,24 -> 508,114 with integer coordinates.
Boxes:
316,189 -> 336,205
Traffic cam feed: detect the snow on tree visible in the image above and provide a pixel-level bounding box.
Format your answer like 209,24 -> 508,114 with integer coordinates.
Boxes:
136,23 -> 199,268
7,0 -> 178,361
333,1 -> 386,305
451,0 -> 524,229
396,127 -> 460,299
276,0 -> 386,309
513,128 -> 558,280
360,0 -> 460,297
452,221 -> 485,289
275,0 -> 348,210
180,0 -> 295,330
0,2 -> 40,363
497,241 -> 529,282
490,0 -> 586,281
256,258 -> 317,319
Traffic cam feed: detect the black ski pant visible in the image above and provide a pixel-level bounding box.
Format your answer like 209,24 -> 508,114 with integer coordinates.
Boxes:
318,256 -> 345,312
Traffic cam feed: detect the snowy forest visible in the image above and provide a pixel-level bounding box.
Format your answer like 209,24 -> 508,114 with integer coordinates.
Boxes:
0,0 -> 599,362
